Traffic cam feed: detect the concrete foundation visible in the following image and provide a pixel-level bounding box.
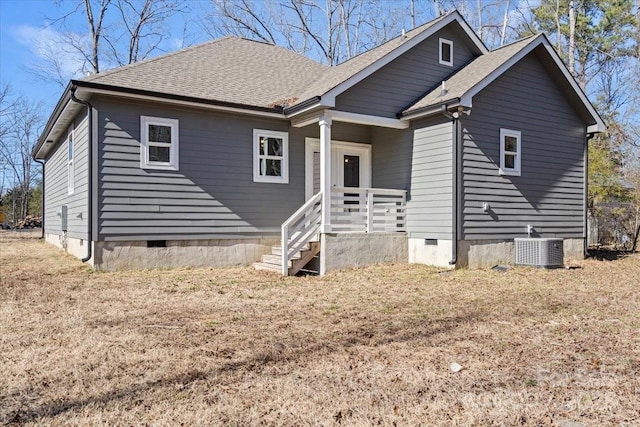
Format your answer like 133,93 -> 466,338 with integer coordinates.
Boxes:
45,233 -> 93,266
320,232 -> 408,275
458,238 -> 585,268
408,238 -> 453,268
92,238 -> 279,271
563,238 -> 585,262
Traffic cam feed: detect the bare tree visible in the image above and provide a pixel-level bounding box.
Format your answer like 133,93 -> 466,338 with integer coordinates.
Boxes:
0,96 -> 43,223
27,0 -> 186,85
203,0 -> 434,66
105,0 -> 188,66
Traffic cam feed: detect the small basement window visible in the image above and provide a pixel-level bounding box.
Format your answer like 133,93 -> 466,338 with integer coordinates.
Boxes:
253,129 -> 289,184
439,38 -> 453,67
140,116 -> 179,170
499,128 -> 521,176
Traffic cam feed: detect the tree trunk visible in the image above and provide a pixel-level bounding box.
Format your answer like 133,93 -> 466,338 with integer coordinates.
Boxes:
568,0 -> 576,76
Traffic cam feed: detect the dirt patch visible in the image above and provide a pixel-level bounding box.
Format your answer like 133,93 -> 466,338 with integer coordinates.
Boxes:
1,233 -> 639,425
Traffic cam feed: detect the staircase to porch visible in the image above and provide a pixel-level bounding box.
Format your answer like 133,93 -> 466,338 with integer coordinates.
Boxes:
253,241 -> 321,275
253,188 -> 406,276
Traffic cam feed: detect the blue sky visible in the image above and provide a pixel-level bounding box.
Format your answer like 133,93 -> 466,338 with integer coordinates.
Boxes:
0,0 -> 208,112
0,0 -> 60,109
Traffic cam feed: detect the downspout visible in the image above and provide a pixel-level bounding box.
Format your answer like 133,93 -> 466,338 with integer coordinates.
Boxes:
584,131 -> 594,257
441,105 -> 461,266
34,159 -> 45,239
70,87 -> 93,263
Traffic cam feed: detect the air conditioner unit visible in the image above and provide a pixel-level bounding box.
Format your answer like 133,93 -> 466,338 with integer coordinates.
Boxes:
514,238 -> 564,268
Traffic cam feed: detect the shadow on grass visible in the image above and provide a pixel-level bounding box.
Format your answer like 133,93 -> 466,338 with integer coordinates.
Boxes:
3,312 -> 479,424
587,248 -> 636,261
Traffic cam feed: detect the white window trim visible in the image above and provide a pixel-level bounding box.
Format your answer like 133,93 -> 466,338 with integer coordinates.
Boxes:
499,128 -> 521,176
67,129 -> 74,195
140,116 -> 179,171
439,38 -> 453,67
253,129 -> 289,184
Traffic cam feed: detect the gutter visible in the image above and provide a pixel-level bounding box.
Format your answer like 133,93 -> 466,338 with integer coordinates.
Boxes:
34,159 -> 45,239
283,96 -> 322,116
69,87 -> 94,263
441,105 -> 463,266
72,80 -> 285,115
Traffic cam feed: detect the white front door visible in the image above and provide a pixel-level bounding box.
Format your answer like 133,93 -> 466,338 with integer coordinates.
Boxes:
305,138 -> 371,200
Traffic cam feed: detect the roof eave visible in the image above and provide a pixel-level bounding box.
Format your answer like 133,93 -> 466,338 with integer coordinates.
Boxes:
400,99 -> 461,121
34,82 -> 86,159
448,35 -> 606,132
283,96 -> 324,116
73,80 -> 287,116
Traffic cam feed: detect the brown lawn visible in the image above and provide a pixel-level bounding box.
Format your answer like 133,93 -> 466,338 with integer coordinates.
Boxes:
1,231 -> 639,426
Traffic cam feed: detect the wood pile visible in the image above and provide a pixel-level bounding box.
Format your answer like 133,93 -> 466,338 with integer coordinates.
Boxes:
17,215 -> 42,229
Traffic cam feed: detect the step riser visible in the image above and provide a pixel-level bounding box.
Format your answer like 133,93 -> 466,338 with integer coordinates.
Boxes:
255,241 -> 320,275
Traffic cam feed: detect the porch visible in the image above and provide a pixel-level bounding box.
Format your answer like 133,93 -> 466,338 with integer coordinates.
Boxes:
254,187 -> 407,275
255,109 -> 410,275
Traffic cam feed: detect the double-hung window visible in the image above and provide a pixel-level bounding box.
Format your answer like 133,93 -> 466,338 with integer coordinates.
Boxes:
439,38 -> 453,67
140,116 -> 179,170
253,129 -> 289,183
499,128 -> 521,176
67,130 -> 74,195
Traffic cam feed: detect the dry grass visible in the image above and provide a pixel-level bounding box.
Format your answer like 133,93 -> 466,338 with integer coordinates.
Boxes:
1,231 -> 639,426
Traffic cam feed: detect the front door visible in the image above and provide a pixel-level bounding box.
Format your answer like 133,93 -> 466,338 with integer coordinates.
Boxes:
305,139 -> 371,200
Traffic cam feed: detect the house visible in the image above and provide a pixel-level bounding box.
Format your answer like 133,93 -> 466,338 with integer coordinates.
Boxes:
33,11 -> 605,275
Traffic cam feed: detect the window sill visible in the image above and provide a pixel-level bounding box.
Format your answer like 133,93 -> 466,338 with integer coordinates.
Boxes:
499,168 -> 521,177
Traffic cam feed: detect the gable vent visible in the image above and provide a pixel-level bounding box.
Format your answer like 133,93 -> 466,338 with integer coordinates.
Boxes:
514,238 -> 563,268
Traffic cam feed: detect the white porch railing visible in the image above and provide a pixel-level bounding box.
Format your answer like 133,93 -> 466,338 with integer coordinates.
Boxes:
281,192 -> 322,275
281,188 -> 406,275
330,187 -> 407,233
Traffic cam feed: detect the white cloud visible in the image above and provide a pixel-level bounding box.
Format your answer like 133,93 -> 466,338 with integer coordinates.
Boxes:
12,24 -> 89,79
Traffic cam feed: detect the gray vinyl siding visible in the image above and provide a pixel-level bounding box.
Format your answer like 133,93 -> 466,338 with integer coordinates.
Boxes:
372,117 -> 452,240
461,53 -> 586,241
96,96 -> 370,241
335,24 -> 478,118
44,111 -> 90,239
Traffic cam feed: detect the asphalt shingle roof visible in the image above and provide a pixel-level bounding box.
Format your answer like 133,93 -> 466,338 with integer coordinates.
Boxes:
402,35 -> 540,114
81,37 -> 328,109
77,12 -> 539,117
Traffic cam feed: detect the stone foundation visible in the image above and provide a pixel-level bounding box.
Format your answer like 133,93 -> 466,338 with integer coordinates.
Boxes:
320,232 -> 408,275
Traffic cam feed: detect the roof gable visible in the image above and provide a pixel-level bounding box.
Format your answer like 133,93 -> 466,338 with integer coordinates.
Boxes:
402,34 -> 605,132
291,10 -> 488,110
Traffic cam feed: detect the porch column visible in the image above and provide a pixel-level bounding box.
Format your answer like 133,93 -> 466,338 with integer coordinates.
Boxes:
319,114 -> 332,233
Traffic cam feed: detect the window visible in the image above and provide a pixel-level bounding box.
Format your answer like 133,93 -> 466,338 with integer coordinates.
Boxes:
499,128 -> 521,176
253,129 -> 289,183
67,130 -> 74,195
140,116 -> 179,170
439,38 -> 453,67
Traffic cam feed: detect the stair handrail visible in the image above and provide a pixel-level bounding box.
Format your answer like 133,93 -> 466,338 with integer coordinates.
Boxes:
281,192 -> 322,275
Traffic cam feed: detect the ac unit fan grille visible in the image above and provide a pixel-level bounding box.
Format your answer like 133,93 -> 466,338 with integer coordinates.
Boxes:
514,238 -> 563,268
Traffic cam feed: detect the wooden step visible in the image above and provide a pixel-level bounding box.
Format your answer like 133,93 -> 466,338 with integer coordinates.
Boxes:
254,241 -> 321,276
